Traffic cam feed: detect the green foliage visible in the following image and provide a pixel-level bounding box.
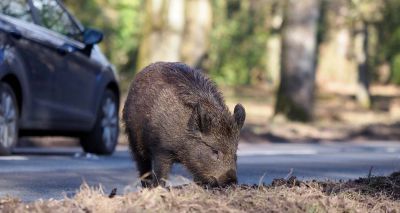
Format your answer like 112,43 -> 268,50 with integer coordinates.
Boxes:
375,0 -> 400,84
208,1 -> 269,86
61,0 -> 400,87
375,0 -> 400,61
63,0 -> 143,73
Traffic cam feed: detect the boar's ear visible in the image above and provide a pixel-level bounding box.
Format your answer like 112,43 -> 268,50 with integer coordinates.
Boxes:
234,104 -> 246,129
189,103 -> 211,133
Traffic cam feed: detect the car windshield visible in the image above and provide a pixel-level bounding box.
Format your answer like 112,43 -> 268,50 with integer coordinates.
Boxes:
31,0 -> 82,41
0,0 -> 34,23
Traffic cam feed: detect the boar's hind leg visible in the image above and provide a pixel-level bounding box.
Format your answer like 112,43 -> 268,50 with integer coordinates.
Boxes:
152,152 -> 173,187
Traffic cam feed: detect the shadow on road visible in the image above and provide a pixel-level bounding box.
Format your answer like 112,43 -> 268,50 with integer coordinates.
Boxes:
13,137 -> 83,156
12,147 -> 82,156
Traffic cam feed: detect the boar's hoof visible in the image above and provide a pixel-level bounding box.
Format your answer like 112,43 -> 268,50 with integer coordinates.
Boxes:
194,176 -> 219,188
141,179 -> 166,188
141,179 -> 153,188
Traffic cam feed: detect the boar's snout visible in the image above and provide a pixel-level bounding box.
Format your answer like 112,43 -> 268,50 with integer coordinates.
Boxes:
196,169 -> 237,187
217,169 -> 237,186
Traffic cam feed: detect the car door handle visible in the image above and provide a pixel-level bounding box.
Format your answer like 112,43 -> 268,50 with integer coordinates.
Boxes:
8,29 -> 22,40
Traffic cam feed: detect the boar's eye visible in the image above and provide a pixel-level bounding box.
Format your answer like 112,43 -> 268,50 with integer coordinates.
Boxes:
211,149 -> 222,161
211,149 -> 218,160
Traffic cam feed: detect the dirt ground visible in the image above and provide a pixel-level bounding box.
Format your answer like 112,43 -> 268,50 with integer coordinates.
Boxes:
224,84 -> 400,144
1,172 -> 399,213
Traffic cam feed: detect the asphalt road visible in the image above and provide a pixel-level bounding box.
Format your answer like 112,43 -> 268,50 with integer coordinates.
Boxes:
1,141 -> 400,202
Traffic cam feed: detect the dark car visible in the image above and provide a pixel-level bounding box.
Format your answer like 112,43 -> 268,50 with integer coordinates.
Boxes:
0,0 -> 120,155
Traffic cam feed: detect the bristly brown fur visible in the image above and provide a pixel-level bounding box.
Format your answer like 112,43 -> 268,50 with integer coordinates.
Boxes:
159,62 -> 227,110
122,61 -> 246,187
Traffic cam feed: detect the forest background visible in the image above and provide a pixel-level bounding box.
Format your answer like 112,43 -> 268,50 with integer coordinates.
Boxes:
63,0 -> 400,142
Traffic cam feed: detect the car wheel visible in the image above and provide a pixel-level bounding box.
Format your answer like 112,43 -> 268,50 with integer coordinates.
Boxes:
0,83 -> 18,155
80,89 -> 119,155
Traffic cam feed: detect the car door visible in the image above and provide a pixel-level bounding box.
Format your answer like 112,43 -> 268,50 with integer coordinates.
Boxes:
30,0 -> 102,130
0,0 -> 65,128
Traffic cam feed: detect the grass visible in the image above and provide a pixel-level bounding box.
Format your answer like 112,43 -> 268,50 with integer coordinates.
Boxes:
1,172 -> 399,213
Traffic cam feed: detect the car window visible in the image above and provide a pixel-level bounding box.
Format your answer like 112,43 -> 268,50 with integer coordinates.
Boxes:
0,0 -> 34,23
31,0 -> 82,41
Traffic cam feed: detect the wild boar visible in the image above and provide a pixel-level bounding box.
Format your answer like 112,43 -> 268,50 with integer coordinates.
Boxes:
122,62 -> 246,187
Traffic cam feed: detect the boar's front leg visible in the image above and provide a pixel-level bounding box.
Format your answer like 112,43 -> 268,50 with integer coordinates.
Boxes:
152,152 -> 173,187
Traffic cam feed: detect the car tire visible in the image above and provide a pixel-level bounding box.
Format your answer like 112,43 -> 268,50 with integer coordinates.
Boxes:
0,82 -> 19,155
80,89 -> 119,155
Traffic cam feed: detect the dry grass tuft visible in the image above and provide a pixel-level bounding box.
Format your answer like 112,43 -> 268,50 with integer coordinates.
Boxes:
1,172 -> 400,213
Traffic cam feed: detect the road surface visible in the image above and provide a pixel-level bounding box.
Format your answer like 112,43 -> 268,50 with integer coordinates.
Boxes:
1,141 -> 399,202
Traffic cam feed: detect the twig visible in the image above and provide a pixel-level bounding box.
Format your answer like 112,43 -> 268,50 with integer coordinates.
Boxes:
258,172 -> 267,187
108,188 -> 117,198
368,166 -> 374,180
285,168 -> 294,180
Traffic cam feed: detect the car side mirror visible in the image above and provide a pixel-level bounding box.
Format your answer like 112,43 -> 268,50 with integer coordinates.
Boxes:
83,28 -> 103,45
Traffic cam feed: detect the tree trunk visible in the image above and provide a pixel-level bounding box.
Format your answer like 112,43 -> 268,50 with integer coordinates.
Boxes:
266,1 -> 283,88
316,0 -> 355,86
275,0 -> 321,122
137,0 -> 185,71
316,0 -> 372,109
354,21 -> 371,108
180,0 -> 212,69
